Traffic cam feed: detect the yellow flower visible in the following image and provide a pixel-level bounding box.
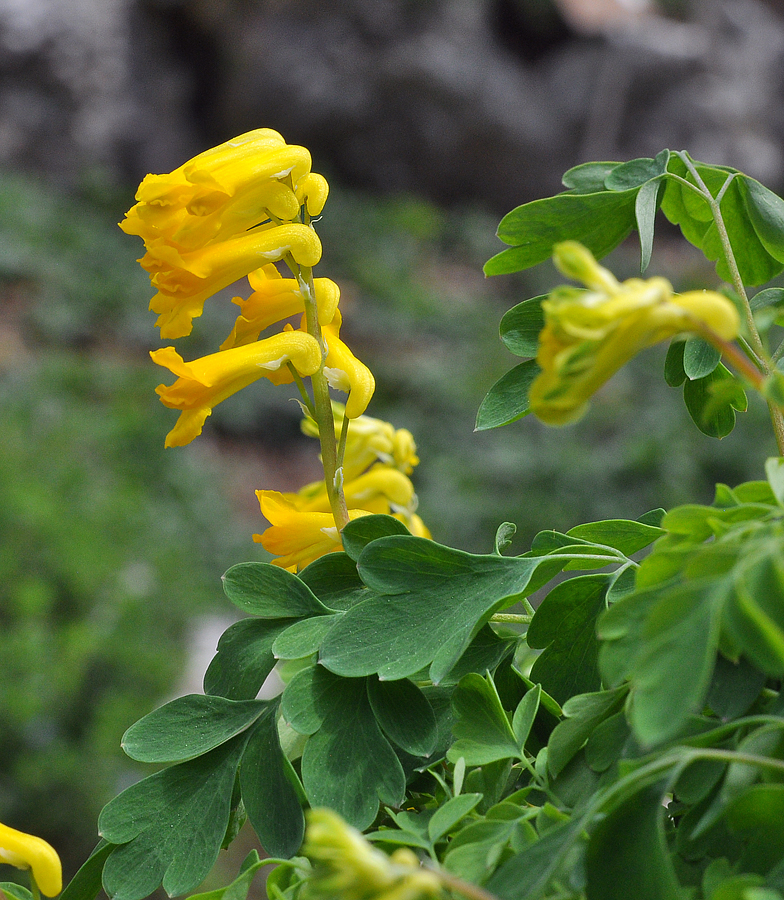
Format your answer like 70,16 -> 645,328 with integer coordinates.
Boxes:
528,242 -> 741,425
254,491 -> 370,571
292,464 -> 417,516
0,822 -> 62,897
220,265 -> 341,350
303,403 -> 420,480
151,332 -> 322,447
321,311 -> 376,418
144,222 -> 322,339
121,128 -> 329,339
302,809 -> 441,900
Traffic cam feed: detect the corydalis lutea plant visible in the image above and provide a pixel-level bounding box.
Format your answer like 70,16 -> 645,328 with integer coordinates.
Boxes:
57,144 -> 784,900
121,128 -> 426,564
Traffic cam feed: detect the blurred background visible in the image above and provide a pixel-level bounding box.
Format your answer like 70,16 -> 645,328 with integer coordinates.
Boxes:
2,0 -> 784,884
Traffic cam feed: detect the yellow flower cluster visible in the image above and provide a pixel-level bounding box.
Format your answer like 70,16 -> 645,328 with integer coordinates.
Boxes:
121,128 -> 375,447
529,242 -> 741,425
302,809 -> 442,900
0,822 -> 62,897
255,403 -> 430,571
123,129 -> 429,567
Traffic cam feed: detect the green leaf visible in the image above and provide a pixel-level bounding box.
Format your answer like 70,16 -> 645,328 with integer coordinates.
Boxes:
494,522 -> 517,555
367,677 -> 438,758
99,734 -> 249,900
683,337 -> 721,380
428,793 -> 483,843
240,708 -> 305,858
635,177 -> 664,273
339,514 -> 409,562
447,673 -> 522,765
437,624 -> 516,687
204,618 -> 290,701
566,519 -> 664,556
121,694 -> 268,763
512,684 -> 541,750
272,615 -> 340,660
547,686 -> 627,778
584,782 -> 682,900
59,841 -> 116,900
725,784 -> 784,873
605,152 -> 669,191
527,575 -> 609,705
320,537 -> 540,682
485,190 -> 637,276
475,360 -> 540,431
751,287 -> 784,312
300,677 -> 405,829
487,819 -> 584,900
683,364 -> 746,439
222,563 -> 330,618
186,852 -> 269,900
665,341 -> 687,387
298,552 -> 369,610
739,175 -> 784,265
623,580 -> 722,745
0,885 -> 33,900
281,665 -> 338,736
562,161 -> 620,193
766,457 -> 784,506
499,297 -> 546,358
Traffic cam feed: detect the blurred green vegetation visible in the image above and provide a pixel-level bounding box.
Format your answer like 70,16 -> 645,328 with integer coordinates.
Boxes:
0,164 -> 777,880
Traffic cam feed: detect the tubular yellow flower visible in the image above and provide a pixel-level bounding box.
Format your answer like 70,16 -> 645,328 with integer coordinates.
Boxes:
321,312 -> 376,418
145,222 -> 323,339
0,823 -> 62,897
528,242 -> 741,425
220,266 -> 341,350
254,491 -> 370,571
151,332 -> 322,447
289,464 -> 417,516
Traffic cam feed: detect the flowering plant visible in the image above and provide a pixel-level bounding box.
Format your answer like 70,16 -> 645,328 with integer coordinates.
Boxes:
34,141 -> 784,900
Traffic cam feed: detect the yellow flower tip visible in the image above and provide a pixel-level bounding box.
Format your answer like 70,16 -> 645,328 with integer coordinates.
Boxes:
674,290 -> 740,341
322,325 -> 376,418
296,172 -> 330,217
0,823 -> 62,897
553,241 -> 620,293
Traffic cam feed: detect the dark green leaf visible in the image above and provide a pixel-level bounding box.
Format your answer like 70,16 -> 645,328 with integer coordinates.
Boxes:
447,673 -> 522,765
339,514 -> 409,562
0,885 -> 33,900
280,665 -> 337,736
585,782 -> 682,900
527,575 -> 609,705
512,684 -> 541,750
547,687 -> 627,778
499,297 -> 546,358
99,734 -> 248,900
683,337 -> 721,380
750,287 -> 784,312
562,161 -> 621,193
240,708 -> 305,858
121,694 -> 268,763
222,563 -> 330,618
485,190 -> 637,276
487,820 -> 584,900
605,152 -> 669,191
584,710 -> 630,773
367,677 -> 438,758
59,841 -> 116,900
766,457 -> 784,507
300,677 -> 405,829
726,784 -> 784,873
186,852 -> 269,900
706,653 -> 767,720
665,341 -> 687,387
428,794 -> 483,844
635,177 -> 664,273
298,552 -> 369,610
272,615 -> 340,660
683,364 -> 746,439
475,360 -> 540,431
739,175 -> 784,264
320,537 -> 540,682
437,625 -> 516,687
203,618 -> 290,701
566,519 -> 664,556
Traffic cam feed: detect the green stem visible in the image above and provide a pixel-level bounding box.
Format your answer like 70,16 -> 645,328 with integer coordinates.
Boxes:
286,256 -> 349,529
29,873 -> 41,900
